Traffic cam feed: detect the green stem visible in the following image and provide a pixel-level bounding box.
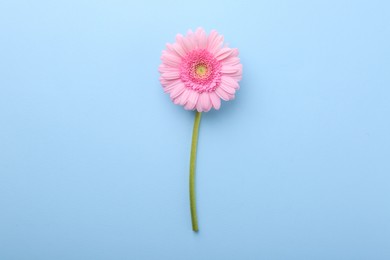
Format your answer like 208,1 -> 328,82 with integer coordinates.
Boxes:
190,111 -> 202,232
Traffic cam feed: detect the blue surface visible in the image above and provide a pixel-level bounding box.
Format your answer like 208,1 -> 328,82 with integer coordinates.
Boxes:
1,0 -> 390,259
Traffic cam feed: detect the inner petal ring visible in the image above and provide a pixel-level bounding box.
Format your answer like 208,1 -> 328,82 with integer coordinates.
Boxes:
180,49 -> 222,93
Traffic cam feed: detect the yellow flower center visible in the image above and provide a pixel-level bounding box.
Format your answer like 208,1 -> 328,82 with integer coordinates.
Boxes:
195,64 -> 208,77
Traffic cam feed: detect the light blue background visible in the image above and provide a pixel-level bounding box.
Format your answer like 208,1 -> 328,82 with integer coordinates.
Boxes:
1,0 -> 389,259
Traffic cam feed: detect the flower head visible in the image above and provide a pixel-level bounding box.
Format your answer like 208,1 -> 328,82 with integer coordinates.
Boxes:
159,28 -> 242,112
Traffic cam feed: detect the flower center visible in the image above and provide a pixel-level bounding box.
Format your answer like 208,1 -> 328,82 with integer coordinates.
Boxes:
180,49 -> 222,93
195,64 -> 208,77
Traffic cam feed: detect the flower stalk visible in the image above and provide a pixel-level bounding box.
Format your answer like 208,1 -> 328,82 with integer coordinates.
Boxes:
190,111 -> 202,232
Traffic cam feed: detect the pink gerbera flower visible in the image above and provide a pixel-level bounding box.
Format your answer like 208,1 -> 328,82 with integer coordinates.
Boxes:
159,28 -> 243,233
159,28 -> 242,112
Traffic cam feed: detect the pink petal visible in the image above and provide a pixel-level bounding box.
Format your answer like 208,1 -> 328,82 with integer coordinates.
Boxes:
169,83 -> 185,99
221,63 -> 242,81
167,43 -> 186,58
215,87 -> 230,101
227,93 -> 235,100
221,65 -> 239,74
207,30 -> 224,54
159,77 -> 168,86
183,37 -> 195,52
215,47 -> 234,61
230,48 -> 239,56
199,93 -> 212,112
221,76 -> 239,90
176,88 -> 191,106
163,79 -> 182,93
158,64 -> 168,73
184,91 -> 199,110
162,71 -> 180,80
176,34 -> 193,54
195,27 -> 207,49
231,74 -> 242,81
186,29 -> 197,49
219,83 -> 235,95
159,64 -> 179,73
196,98 -> 203,112
209,92 -> 221,110
230,64 -> 243,81
206,30 -> 217,49
160,77 -> 177,86
161,52 -> 181,67
184,102 -> 194,110
212,35 -> 224,54
223,56 -> 241,66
